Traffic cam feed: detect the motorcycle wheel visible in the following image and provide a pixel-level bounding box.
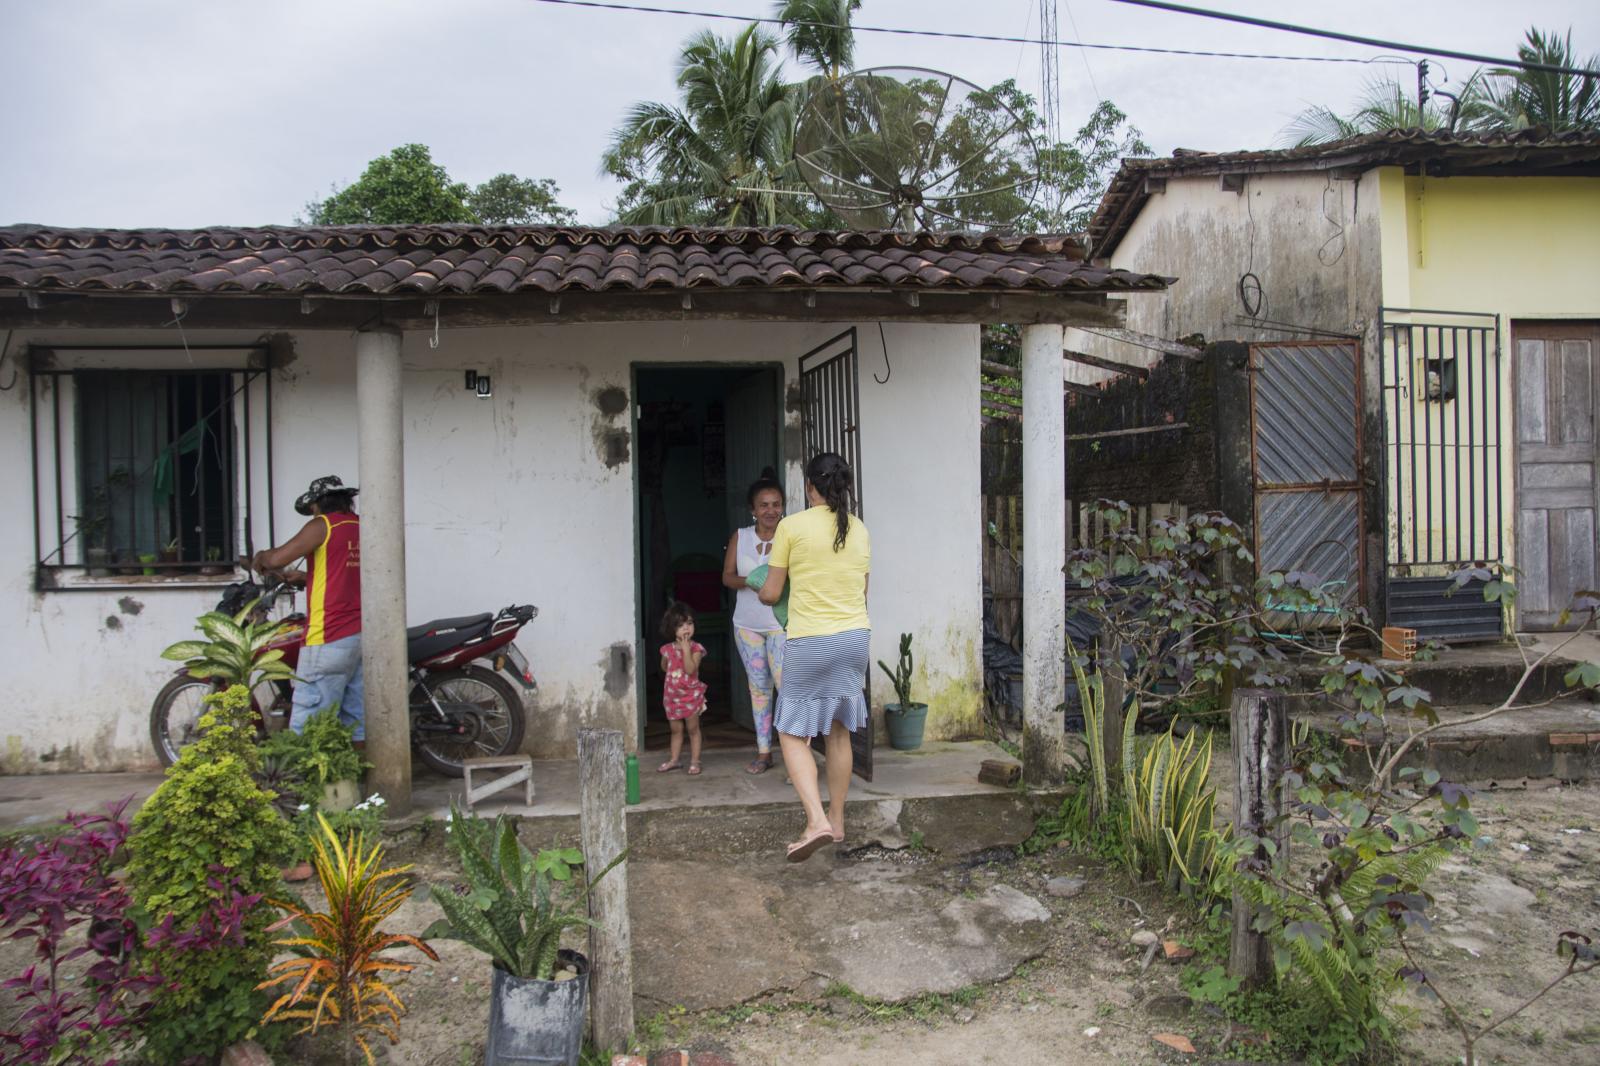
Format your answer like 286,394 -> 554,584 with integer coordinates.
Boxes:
150,676 -> 217,767
151,677 -> 280,767
410,665 -> 526,777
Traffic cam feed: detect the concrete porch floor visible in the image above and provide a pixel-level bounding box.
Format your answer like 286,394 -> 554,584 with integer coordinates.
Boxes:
0,740 -> 1027,839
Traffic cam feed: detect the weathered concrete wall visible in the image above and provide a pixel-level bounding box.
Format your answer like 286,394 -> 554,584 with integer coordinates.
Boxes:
1,320 -> 982,772
1093,169 -> 1389,618
1094,170 -> 1383,348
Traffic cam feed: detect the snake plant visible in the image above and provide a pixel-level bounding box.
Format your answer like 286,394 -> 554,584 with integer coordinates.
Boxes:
424,805 -> 623,980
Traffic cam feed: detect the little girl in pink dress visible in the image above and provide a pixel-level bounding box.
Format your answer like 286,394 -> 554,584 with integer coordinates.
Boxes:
657,601 -> 707,776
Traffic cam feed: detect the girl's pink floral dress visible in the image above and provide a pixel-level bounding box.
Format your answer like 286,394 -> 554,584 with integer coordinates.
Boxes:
660,641 -> 708,720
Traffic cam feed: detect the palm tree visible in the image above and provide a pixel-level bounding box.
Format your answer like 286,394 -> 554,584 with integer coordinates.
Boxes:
1279,26 -> 1596,147
774,0 -> 861,79
603,26 -> 807,225
1481,28 -> 1600,132
1279,73 -> 1491,148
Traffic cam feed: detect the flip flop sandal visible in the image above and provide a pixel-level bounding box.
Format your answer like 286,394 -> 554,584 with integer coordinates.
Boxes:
656,761 -> 682,773
687,763 -> 703,776
786,829 -> 835,863
745,757 -> 773,775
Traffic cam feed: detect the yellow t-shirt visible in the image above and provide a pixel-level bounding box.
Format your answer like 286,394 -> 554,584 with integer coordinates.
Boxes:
769,505 -> 871,639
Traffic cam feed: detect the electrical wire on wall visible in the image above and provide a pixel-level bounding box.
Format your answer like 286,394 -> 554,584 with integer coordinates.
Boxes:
874,322 -> 892,384
1318,171 -> 1348,266
1238,174 -> 1265,319
0,330 -> 18,391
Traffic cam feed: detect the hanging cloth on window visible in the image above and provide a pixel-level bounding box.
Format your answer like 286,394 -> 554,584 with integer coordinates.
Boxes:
151,414 -> 210,504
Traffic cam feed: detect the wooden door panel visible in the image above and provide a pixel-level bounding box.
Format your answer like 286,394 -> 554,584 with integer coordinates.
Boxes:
1515,325 -> 1600,630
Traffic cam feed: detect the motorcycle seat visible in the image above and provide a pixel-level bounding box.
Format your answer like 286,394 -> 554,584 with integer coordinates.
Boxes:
406,613 -> 494,662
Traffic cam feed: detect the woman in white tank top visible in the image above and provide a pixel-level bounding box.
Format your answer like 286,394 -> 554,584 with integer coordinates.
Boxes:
721,471 -> 787,773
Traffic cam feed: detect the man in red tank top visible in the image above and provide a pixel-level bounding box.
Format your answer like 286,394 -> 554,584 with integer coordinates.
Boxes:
253,475 -> 365,742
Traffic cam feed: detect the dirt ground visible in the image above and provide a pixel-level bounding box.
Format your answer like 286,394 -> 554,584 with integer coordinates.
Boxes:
3,779 -> 1597,1065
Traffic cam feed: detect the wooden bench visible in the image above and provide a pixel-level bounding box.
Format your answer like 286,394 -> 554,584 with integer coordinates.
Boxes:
462,754 -> 535,811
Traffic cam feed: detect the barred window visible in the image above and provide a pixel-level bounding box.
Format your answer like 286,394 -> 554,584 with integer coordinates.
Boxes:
31,347 -> 275,587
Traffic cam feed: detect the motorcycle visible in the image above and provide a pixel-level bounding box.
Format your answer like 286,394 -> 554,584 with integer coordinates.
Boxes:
150,576 -> 538,777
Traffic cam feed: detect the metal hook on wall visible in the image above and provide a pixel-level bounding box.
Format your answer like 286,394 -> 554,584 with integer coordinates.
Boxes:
874,322 -> 892,384
425,300 -> 441,350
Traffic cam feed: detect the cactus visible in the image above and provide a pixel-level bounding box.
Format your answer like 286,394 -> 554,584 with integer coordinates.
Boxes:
877,632 -> 916,711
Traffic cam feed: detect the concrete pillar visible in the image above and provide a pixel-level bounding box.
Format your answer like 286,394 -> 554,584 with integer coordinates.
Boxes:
1021,323 -> 1066,786
356,325 -> 411,815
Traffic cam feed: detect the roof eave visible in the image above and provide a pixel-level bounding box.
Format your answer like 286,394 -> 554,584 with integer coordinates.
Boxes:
0,283 -> 1167,331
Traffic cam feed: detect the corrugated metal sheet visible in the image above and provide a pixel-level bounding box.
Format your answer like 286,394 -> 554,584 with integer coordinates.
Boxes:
1257,491 -> 1361,590
1386,576 -> 1504,642
1254,343 -> 1359,486
1251,342 -> 1365,625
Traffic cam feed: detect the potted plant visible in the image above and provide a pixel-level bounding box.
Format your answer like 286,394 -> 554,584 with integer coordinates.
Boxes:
254,749 -> 316,881
878,632 -> 928,750
200,546 -> 230,576
296,709 -> 366,812
138,551 -> 159,576
71,493 -> 112,575
425,806 -> 622,1066
159,535 -> 181,568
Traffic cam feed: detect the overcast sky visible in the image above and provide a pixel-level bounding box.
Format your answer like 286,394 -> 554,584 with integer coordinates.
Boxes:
3,0 -> 1596,228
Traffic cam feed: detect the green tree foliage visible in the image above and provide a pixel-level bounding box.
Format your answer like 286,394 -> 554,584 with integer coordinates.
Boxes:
994,87 -> 1150,233
1281,25 -> 1596,146
128,686 -> 298,1060
467,173 -> 578,225
1483,27 -> 1600,132
303,144 -> 576,226
776,0 -> 860,79
606,4 -> 1146,232
1280,73 -> 1492,148
603,25 -> 810,226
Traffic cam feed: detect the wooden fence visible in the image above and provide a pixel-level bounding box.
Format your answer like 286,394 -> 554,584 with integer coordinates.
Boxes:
983,495 -> 1192,649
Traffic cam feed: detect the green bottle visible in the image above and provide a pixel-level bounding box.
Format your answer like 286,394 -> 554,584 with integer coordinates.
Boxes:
625,753 -> 640,805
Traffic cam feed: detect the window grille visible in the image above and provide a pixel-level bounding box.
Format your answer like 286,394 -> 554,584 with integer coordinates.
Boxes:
29,347 -> 275,588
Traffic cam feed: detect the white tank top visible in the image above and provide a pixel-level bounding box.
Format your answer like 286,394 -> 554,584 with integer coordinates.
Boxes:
733,525 -> 782,633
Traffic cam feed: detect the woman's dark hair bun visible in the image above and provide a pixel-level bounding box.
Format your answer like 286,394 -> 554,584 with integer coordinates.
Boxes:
804,452 -> 855,551
746,467 -> 784,508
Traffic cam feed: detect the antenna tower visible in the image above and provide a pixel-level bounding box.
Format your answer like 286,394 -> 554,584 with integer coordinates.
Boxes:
1039,1 -> 1062,224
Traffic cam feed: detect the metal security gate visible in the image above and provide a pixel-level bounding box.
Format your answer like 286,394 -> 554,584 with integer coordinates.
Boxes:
1249,342 -> 1364,633
1380,309 -> 1505,641
797,328 -> 872,780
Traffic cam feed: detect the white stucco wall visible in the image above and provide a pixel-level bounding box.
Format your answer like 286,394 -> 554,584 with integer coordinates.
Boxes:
0,319 -> 981,772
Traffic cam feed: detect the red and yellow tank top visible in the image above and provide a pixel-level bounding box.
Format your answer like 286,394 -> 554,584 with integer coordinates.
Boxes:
306,513 -> 361,646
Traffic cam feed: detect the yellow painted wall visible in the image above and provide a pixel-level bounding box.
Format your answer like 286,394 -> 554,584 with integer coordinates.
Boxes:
1376,168 -> 1600,621
1379,169 -> 1600,316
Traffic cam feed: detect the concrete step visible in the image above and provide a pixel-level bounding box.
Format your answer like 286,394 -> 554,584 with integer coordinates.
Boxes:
1288,643 -> 1581,707
1296,699 -> 1600,784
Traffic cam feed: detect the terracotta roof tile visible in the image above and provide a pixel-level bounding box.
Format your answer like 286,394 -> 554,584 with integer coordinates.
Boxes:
1089,128 -> 1600,259
0,224 -> 1169,297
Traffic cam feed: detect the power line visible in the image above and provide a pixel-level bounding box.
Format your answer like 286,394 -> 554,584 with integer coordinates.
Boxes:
1106,0 -> 1600,79
525,0 -> 1410,65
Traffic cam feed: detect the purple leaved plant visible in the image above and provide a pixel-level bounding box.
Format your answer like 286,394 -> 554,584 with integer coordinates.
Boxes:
0,801 -> 259,1066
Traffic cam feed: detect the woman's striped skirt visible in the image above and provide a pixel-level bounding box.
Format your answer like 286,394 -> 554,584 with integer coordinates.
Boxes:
773,628 -> 870,738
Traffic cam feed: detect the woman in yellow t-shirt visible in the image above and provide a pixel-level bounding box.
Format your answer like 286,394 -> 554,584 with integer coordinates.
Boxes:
757,452 -> 870,862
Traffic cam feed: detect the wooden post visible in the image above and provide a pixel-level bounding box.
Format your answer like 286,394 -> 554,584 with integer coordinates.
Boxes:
1228,688 -> 1290,986
1100,638 -> 1127,784
578,729 -> 633,1051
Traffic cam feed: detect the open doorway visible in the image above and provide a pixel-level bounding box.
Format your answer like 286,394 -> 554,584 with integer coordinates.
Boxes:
634,364 -> 784,752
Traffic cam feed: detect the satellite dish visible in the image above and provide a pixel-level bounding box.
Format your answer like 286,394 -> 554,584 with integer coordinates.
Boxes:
794,66 -> 1043,232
